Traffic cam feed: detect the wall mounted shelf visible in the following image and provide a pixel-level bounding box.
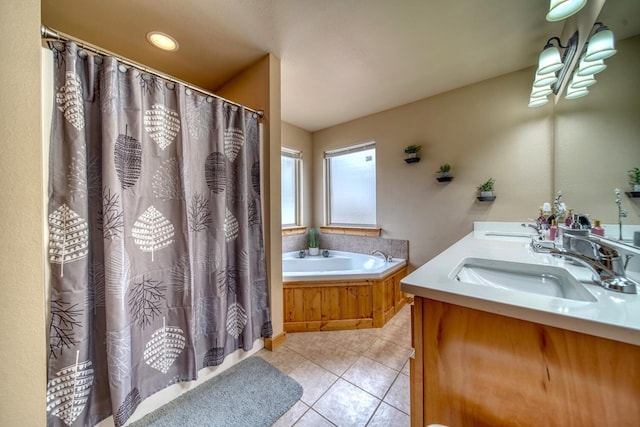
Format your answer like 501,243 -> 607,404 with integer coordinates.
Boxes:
405,157 -> 420,164
436,176 -> 453,183
477,196 -> 496,201
626,192 -> 640,198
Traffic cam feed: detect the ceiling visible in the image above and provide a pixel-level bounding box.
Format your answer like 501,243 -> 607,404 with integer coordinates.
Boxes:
41,0 -> 640,132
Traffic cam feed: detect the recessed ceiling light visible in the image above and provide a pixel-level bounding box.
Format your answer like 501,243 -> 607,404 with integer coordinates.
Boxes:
146,31 -> 179,51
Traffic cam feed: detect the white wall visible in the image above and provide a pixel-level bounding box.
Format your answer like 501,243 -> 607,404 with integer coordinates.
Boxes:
282,121 -> 313,226
0,1 -> 47,425
554,35 -> 640,225
312,67 -> 553,268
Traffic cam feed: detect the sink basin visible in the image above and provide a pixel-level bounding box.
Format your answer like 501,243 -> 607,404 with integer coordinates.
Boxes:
484,231 -> 536,238
450,258 -> 596,302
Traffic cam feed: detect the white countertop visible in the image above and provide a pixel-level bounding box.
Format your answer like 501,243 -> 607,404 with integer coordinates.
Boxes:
401,222 -> 640,346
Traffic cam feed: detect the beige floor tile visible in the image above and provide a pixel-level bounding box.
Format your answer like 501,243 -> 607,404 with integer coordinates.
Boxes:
401,359 -> 410,376
342,356 -> 398,399
393,304 -> 411,324
364,338 -> 413,371
288,360 -> 338,406
328,329 -> 378,354
286,332 -> 337,359
294,409 -> 336,427
313,379 -> 380,427
378,323 -> 412,348
280,308 -> 413,426
367,402 -> 410,426
272,400 -> 310,427
383,373 -> 410,415
256,346 -> 306,374
308,344 -> 359,376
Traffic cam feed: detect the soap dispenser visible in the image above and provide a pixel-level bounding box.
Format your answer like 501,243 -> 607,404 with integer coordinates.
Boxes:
565,210 -> 573,227
549,220 -> 557,241
591,220 -> 604,237
536,209 -> 547,229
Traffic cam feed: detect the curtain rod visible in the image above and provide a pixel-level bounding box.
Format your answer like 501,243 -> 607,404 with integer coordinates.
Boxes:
40,25 -> 264,118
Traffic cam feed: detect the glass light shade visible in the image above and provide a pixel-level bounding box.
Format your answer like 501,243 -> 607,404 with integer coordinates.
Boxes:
584,28 -> 616,61
531,86 -> 553,98
538,46 -> 563,74
146,31 -> 179,51
577,58 -> 607,76
533,70 -> 558,87
546,0 -> 587,22
528,97 -> 549,107
569,73 -> 596,89
565,86 -> 589,100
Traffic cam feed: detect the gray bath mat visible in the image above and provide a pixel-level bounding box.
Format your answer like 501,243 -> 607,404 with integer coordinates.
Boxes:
129,356 -> 303,427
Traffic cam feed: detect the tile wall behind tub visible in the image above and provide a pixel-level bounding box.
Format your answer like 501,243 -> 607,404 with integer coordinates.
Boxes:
282,233 -> 409,260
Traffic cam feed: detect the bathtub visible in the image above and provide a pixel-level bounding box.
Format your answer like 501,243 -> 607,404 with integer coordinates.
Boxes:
282,250 -> 407,282
282,250 -> 410,332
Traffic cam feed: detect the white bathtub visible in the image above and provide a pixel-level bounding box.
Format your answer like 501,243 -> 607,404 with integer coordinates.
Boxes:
282,250 -> 407,282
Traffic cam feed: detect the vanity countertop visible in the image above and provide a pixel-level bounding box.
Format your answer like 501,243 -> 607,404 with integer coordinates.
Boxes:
401,222 -> 640,346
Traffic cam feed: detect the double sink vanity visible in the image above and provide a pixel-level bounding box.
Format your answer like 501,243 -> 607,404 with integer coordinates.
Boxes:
401,222 -> 640,426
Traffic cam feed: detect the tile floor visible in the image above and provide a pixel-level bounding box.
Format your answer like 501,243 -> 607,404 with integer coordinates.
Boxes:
257,304 -> 413,426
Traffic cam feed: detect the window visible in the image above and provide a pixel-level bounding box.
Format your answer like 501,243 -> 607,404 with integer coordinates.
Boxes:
281,147 -> 302,227
325,142 -> 376,226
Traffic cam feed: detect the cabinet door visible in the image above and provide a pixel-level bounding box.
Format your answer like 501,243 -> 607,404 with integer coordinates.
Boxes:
417,297 -> 640,427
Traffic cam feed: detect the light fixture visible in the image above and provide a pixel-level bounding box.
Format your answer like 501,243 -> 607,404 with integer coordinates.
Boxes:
146,31 -> 179,51
528,32 -> 579,105
569,73 -> 596,89
576,57 -> 607,76
584,23 -> 616,61
531,86 -> 553,98
546,0 -> 587,22
537,39 -> 564,74
528,97 -> 549,107
528,17 -> 617,105
533,70 -> 559,87
565,86 -> 589,99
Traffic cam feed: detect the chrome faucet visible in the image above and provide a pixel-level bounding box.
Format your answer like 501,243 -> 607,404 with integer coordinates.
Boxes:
522,222 -> 545,240
615,188 -> 628,241
371,250 -> 393,263
531,237 -> 637,294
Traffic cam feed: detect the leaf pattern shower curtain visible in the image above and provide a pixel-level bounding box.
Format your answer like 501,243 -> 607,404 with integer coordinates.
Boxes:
46,42 -> 271,427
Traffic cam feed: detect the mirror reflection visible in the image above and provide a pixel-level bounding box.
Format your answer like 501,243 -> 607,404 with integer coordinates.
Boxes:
554,0 -> 640,248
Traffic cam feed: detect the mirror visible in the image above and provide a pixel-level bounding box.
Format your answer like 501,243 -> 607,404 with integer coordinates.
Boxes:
554,0 -> 640,248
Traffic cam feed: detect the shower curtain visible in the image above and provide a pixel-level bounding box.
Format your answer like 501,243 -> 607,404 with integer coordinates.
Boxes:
45,41 -> 271,427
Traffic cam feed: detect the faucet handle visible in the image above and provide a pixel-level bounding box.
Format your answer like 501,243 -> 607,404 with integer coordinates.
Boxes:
530,239 -> 556,253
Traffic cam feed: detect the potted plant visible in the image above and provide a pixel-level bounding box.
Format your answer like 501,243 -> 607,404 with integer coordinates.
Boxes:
436,163 -> 453,182
628,167 -> 640,192
477,178 -> 496,200
307,227 -> 320,256
404,144 -> 422,163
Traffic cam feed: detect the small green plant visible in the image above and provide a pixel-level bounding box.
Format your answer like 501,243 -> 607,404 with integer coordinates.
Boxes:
477,178 -> 495,193
307,227 -> 320,248
628,167 -> 640,185
438,163 -> 451,173
404,144 -> 422,155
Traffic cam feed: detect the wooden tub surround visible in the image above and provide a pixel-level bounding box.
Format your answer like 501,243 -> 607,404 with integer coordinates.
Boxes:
283,266 -> 409,332
410,297 -> 640,427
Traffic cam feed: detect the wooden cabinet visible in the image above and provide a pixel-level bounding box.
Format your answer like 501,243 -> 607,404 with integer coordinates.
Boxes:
410,297 -> 640,427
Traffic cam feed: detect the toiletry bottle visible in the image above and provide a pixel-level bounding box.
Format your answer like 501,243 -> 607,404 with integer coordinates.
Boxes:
591,220 -> 604,236
549,220 -> 557,241
537,209 -> 546,229
565,210 -> 573,227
